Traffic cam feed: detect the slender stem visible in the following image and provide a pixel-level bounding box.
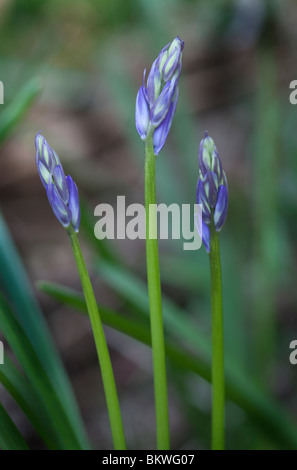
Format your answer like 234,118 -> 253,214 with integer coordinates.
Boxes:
67,226 -> 126,450
209,226 -> 224,450
144,136 -> 170,450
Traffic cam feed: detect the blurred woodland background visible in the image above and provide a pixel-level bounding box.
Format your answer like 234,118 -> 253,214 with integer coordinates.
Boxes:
1,0 -> 297,450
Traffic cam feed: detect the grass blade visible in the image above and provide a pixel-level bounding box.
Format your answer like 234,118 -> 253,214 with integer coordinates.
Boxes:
0,293 -> 85,449
0,213 -> 90,449
0,356 -> 58,449
0,402 -> 29,450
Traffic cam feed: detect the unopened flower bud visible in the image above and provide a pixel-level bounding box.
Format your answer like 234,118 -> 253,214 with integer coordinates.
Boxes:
35,132 -> 81,232
135,85 -> 150,140
196,132 -> 228,251
162,37 -> 183,82
135,36 -> 184,155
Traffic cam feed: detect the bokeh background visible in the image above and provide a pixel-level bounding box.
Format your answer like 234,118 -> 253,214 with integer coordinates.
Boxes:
0,0 -> 297,450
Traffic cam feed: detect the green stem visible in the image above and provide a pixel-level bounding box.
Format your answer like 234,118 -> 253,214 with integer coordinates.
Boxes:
209,226 -> 224,450
67,226 -> 126,450
145,136 -> 170,450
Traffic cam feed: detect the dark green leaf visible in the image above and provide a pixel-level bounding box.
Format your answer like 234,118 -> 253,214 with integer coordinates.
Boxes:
0,213 -> 90,449
0,356 -> 58,449
0,402 -> 29,450
0,293 -> 85,449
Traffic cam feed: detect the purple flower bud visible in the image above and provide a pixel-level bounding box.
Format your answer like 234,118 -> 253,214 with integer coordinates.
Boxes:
35,132 -> 43,156
52,149 -> 62,167
203,170 -> 218,209
46,180 -> 72,228
162,45 -> 181,82
213,149 -> 223,182
199,132 -> 227,186
135,86 -> 150,140
35,133 -> 60,172
196,179 -> 211,224
196,132 -> 228,249
196,178 -> 208,207
214,185 -> 228,232
175,36 -> 184,51
150,81 -> 172,127
223,170 -> 228,192
135,36 -> 184,155
53,165 -> 69,204
199,131 -> 217,176
153,87 -> 178,156
158,50 -> 169,75
147,58 -> 161,107
67,175 -> 81,233
35,132 -> 81,232
195,213 -> 210,253
37,160 -> 51,188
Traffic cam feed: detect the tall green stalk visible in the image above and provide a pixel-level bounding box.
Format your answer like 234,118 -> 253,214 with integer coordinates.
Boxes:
209,226 -> 224,450
145,135 -> 170,450
67,226 -> 126,450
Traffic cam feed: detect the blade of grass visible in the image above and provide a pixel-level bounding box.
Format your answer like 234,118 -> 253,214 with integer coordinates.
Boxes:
0,401 -> 29,450
0,213 -> 90,449
0,356 -> 59,449
0,293 -> 85,449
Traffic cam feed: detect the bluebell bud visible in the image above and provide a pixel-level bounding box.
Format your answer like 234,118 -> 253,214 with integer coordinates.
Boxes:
195,214 -> 210,254
196,132 -> 228,252
135,36 -> 184,155
35,132 -> 81,232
